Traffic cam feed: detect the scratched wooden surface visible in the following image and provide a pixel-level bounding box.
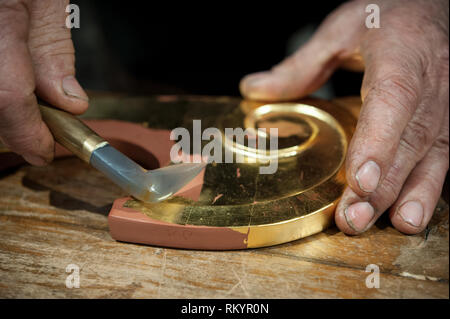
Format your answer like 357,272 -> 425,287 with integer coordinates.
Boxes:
0,96 -> 448,299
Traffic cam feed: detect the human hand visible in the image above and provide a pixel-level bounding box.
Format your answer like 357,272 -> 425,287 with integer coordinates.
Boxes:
240,0 -> 449,235
0,0 -> 88,166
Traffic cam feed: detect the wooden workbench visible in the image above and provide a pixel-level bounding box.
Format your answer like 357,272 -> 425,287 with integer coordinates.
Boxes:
0,96 -> 448,298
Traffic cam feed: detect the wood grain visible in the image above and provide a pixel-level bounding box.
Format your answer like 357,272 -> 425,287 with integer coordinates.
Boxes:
0,96 -> 448,299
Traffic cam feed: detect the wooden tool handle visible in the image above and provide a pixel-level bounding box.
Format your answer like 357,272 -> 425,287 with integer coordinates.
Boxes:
38,103 -> 107,163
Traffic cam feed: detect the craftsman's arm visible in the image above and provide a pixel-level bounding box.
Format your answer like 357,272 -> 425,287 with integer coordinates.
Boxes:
0,0 -> 88,166
240,0 -> 449,235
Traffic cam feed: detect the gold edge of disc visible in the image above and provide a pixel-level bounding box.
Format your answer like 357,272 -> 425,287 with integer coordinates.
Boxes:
230,200 -> 338,248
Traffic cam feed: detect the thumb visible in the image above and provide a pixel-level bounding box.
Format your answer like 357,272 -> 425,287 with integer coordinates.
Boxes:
28,0 -> 88,114
239,1 -> 366,101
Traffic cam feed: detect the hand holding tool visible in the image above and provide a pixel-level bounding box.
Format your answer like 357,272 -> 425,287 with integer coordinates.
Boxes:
39,103 -> 204,203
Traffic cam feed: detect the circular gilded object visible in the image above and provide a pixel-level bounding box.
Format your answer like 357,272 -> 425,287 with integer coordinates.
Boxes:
115,99 -> 357,249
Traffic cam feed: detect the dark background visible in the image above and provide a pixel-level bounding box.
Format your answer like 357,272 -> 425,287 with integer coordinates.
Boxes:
72,1 -> 364,98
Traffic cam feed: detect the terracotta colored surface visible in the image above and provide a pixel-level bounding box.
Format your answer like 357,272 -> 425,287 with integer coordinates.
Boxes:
109,198 -> 248,250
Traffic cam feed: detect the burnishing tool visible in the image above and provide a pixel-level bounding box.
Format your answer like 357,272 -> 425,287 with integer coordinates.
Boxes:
38,102 -> 205,203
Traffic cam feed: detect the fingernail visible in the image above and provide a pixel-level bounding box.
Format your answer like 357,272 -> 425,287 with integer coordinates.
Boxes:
62,76 -> 89,101
398,201 -> 423,227
344,202 -> 375,232
22,154 -> 49,166
356,160 -> 381,193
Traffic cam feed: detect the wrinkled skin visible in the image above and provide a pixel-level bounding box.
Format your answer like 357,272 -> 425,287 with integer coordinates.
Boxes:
240,0 -> 449,235
0,0 -> 88,166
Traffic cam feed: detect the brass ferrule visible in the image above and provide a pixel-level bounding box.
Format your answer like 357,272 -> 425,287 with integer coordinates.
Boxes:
39,103 -> 108,163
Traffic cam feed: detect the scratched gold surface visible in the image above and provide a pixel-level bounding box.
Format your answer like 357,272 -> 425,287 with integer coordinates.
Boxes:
81,95 -> 356,247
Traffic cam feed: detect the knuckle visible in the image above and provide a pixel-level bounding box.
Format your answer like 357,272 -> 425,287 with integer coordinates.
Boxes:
29,31 -> 74,60
370,127 -> 397,146
400,119 -> 435,156
377,173 -> 400,205
435,44 -> 449,64
364,74 -> 420,117
420,167 -> 445,196
350,119 -> 397,160
28,4 -> 74,59
435,46 -> 449,79
433,134 -> 449,159
424,43 -> 449,80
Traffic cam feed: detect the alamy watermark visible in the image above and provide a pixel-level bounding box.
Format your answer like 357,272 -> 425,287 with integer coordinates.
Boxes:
170,120 -> 279,174
365,4 -> 380,28
65,263 -> 80,288
66,4 -> 80,29
365,264 -> 380,288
